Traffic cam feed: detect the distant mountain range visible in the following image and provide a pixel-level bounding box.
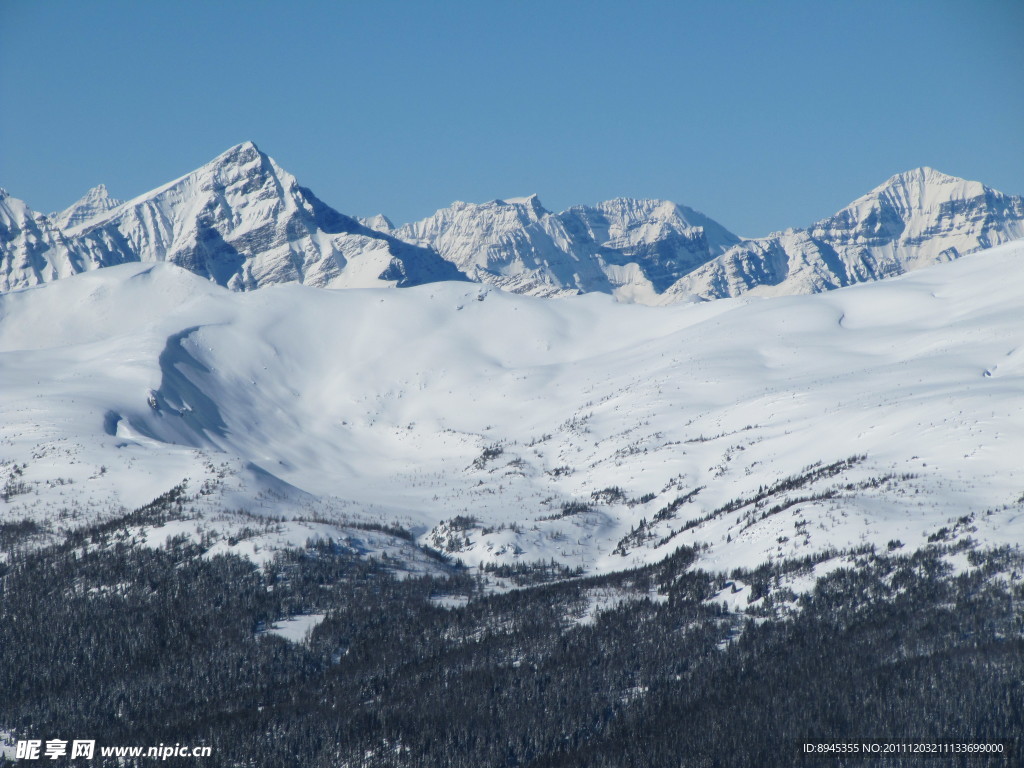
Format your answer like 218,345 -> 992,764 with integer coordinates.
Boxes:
2,142 -> 1022,300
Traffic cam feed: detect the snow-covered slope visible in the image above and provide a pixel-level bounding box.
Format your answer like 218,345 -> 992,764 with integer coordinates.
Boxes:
3,240 -> 1023,574
0,143 -> 465,292
0,188 -> 84,289
392,195 -> 739,300
667,167 -> 1024,300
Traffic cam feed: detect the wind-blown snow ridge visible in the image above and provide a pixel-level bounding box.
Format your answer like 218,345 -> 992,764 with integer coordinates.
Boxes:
2,241 -> 1023,574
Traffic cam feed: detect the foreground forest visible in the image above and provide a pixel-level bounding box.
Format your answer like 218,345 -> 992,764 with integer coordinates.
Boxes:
0,490 -> 1021,767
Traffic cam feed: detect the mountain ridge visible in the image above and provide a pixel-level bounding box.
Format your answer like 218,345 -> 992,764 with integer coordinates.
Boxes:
392,193 -> 741,300
664,165 -> 1024,300
50,183 -> 124,230
3,143 -> 1022,301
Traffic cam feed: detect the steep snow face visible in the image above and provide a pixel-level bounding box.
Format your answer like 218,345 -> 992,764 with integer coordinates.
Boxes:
393,195 -> 739,299
0,143 -> 465,293
2,241 -> 1023,575
669,167 -> 1024,300
50,184 -> 124,229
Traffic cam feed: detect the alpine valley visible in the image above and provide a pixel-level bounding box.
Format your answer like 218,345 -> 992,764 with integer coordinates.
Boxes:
2,143 -> 1023,767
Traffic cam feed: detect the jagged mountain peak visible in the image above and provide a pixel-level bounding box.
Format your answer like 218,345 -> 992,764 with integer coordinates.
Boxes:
442,193 -> 550,222
77,141 -> 283,230
666,169 -> 1024,302
575,197 -> 739,245
497,193 -> 540,204
851,166 -> 989,213
400,194 -> 552,245
1,142 -> 465,293
52,183 -> 124,229
878,165 -> 974,188
212,139 -> 263,163
390,193 -> 740,300
87,182 -> 112,195
585,196 -> 675,213
495,193 -> 546,215
815,167 -> 1006,241
453,193 -> 547,212
358,213 -> 395,232
569,196 -> 677,226
179,140 -> 279,189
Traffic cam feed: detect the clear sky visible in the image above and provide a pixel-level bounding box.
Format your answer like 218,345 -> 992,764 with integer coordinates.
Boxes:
2,0 -> 1022,237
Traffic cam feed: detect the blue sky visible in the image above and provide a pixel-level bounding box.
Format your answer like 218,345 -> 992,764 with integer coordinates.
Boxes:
2,0 -> 1021,236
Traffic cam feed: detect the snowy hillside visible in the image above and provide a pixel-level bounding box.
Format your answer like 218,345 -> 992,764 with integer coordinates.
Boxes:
2,240 -> 1022,574
667,167 -> 1024,300
0,143 -> 464,293
392,194 -> 739,301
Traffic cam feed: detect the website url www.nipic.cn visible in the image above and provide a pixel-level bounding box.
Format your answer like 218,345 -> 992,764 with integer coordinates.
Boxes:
14,740 -> 212,760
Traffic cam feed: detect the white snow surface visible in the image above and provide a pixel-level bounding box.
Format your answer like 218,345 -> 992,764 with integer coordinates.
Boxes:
2,240 -> 1023,575
259,613 -> 326,644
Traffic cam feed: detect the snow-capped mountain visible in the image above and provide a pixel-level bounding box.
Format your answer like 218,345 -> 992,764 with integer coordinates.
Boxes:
3,241 -> 1023,575
0,142 -> 464,293
392,194 -> 740,300
358,213 -> 395,232
388,168 -> 1023,303
49,184 -> 124,229
666,167 -> 1024,300
5,145 -> 1021,303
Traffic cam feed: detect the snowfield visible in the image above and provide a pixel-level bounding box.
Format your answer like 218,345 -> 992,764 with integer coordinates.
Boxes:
1,240 -> 1022,574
